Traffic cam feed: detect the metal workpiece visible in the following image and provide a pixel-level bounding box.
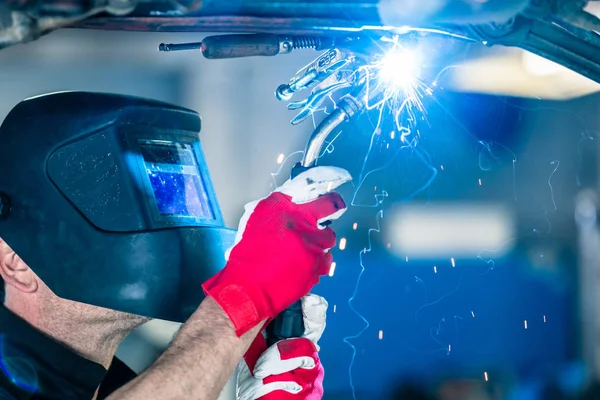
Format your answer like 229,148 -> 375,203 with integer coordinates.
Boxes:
0,0 -> 142,50
2,1 -> 600,86
459,14 -> 600,84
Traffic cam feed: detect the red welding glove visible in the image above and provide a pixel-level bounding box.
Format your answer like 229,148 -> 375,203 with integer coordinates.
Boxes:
202,166 -> 350,336
237,294 -> 327,400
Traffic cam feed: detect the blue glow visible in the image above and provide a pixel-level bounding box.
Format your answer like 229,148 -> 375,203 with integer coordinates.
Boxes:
147,171 -> 214,218
140,141 -> 215,220
0,336 -> 39,393
378,48 -> 421,92
277,37 -> 581,398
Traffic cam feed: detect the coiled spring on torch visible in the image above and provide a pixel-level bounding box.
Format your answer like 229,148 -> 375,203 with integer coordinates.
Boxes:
292,36 -> 323,50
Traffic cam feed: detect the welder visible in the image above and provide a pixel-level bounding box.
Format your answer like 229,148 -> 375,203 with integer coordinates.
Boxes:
0,91 -> 350,399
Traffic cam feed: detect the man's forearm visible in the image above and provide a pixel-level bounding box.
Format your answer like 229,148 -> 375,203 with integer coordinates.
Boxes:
108,296 -> 263,400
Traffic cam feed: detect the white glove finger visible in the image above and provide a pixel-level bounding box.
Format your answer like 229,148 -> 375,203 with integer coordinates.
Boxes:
276,166 -> 352,204
237,378 -> 261,400
225,199 -> 261,260
237,361 -> 261,400
252,381 -> 303,399
301,295 -> 328,346
316,207 -> 347,229
254,348 -> 316,379
254,356 -> 316,379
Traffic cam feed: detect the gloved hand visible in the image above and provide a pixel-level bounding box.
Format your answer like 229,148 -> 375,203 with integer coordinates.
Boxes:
202,166 -> 351,336
237,294 -> 327,400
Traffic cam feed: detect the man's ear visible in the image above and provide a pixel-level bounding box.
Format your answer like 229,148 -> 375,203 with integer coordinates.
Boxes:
0,238 -> 38,294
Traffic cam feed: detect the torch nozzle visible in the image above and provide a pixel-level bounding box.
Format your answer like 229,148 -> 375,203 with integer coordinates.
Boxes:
300,86 -> 366,169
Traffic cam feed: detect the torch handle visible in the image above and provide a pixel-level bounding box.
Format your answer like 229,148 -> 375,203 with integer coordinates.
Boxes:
266,300 -> 305,346
265,163 -> 314,346
202,34 -> 281,59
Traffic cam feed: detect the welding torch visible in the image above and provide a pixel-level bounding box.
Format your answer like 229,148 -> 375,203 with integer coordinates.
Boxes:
266,85 -> 368,346
159,33 -> 366,345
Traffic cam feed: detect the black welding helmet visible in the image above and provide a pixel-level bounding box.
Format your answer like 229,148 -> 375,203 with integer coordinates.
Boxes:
0,91 -> 236,322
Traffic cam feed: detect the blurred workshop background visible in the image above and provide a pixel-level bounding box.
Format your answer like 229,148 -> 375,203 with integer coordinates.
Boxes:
2,18 -> 600,399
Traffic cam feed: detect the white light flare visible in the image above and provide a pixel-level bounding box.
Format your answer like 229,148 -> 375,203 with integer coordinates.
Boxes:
276,153 -> 285,164
524,320 -> 528,329
378,47 -> 421,91
484,372 -> 489,381
339,238 -> 347,251
329,262 -> 337,277
378,330 -> 383,340
387,204 -> 515,259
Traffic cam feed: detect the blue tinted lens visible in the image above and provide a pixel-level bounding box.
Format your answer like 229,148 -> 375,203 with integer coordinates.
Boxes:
147,171 -> 214,218
141,141 -> 215,220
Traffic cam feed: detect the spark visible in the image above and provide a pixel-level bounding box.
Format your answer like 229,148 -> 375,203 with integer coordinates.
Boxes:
276,153 -> 285,164
433,266 -> 437,273
477,229 -> 538,270
339,238 -> 347,251
477,140 -> 518,202
440,165 -> 444,171
451,258 -> 456,267
429,318 -> 452,355
329,262 -> 337,277
378,330 -> 383,340
343,208 -> 383,400
484,372 -> 489,381
353,222 -> 358,230
543,315 -> 547,323
352,38 -> 433,190
524,320 -> 528,329
471,311 -> 475,318
333,305 -> 337,313
548,160 -> 560,211
269,150 -> 304,187
334,37 -> 437,400
478,178 -> 482,186
351,143 -> 436,207
415,270 -> 469,319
